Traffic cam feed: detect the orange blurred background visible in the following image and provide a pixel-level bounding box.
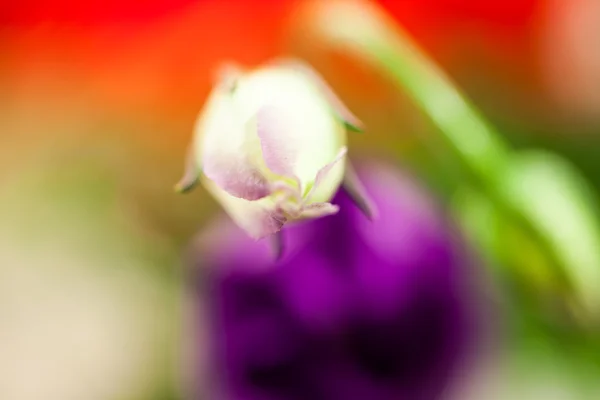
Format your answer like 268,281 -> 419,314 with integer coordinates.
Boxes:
0,0 -> 565,238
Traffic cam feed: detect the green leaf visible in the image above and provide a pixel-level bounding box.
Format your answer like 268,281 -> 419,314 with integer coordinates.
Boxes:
310,0 -> 600,325
502,150 -> 600,321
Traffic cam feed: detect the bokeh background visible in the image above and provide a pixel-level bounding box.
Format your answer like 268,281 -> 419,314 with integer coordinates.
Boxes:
1,0 -> 600,399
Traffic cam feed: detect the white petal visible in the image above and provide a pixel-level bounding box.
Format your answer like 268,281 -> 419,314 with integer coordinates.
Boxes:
304,146 -> 347,203
233,66 -> 347,189
274,58 -> 364,131
197,88 -> 270,201
202,177 -> 286,239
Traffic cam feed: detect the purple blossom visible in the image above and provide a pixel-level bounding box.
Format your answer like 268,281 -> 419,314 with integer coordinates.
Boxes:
191,163 -> 479,400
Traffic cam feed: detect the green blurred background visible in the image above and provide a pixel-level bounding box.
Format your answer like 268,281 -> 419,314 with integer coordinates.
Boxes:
1,0 -> 600,398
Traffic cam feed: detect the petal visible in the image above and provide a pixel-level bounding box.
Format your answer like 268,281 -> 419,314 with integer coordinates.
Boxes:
203,177 -> 286,239
251,208 -> 287,239
304,146 -> 347,203
199,91 -> 270,201
300,202 -> 340,219
203,157 -> 271,200
233,65 -> 347,188
256,104 -> 298,178
274,58 -> 364,132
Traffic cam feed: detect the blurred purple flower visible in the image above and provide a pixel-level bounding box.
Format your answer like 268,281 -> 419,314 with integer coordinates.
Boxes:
191,162 -> 479,400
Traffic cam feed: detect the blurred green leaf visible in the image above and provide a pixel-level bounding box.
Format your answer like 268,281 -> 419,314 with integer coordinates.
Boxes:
502,150 -> 600,321
310,0 -> 600,326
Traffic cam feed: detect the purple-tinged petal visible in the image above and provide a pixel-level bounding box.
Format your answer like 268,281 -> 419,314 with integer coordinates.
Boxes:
231,63 -> 347,191
203,156 -> 271,201
200,94 -> 271,201
203,178 -> 287,239
253,207 -> 287,240
256,105 -> 298,178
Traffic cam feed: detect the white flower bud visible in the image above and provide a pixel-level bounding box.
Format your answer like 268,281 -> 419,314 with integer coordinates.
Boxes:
176,59 -> 369,240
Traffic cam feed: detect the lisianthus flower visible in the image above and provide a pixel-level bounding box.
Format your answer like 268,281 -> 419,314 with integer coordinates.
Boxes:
191,162 -> 478,400
176,59 -> 371,242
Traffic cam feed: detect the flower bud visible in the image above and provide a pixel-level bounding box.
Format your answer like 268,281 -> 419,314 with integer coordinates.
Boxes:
176,60 -> 364,239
